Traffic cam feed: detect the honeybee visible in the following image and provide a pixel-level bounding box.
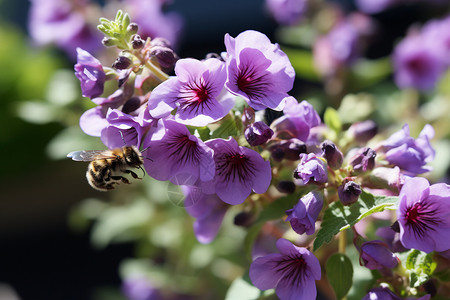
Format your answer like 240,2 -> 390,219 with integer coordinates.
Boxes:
67,145 -> 146,191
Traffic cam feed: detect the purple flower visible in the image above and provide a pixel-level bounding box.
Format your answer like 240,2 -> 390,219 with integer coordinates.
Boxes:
204,138 -> 272,205
422,15 -> 450,66
244,121 -> 274,146
121,276 -> 161,300
148,58 -> 235,126
349,147 -> 376,173
362,287 -> 401,300
183,186 -> 228,244
224,30 -> 295,110
359,240 -> 399,270
101,108 -> 154,149
294,153 -> 328,185
265,0 -> 308,26
142,119 -> 215,186
393,34 -> 446,91
249,238 -> 321,300
286,191 -> 323,235
382,124 -> 435,175
74,48 -> 106,98
376,226 -> 408,253
271,97 -> 321,141
28,0 -> 101,58
397,177 -> 450,253
338,180 -> 362,206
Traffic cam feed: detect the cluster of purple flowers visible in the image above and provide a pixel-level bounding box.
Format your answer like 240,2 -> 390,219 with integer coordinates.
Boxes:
72,10 -> 450,300
393,14 -> 450,91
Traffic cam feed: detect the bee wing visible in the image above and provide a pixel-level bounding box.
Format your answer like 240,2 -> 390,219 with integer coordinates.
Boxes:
67,150 -> 115,161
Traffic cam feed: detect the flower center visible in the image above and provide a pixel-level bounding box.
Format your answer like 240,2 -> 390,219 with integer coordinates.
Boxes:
275,255 -> 307,286
236,65 -> 268,100
166,134 -> 199,165
216,152 -> 256,182
405,202 -> 440,238
178,80 -> 214,113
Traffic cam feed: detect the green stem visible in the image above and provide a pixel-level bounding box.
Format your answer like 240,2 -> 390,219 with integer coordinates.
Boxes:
144,60 -> 169,82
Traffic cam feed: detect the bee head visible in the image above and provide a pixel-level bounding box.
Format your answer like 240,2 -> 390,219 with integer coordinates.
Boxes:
124,146 -> 144,166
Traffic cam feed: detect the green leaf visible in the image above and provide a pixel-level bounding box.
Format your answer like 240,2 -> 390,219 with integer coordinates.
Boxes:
225,276 -> 263,300
282,47 -> 320,82
348,57 -> 392,90
324,107 -> 342,137
210,114 -> 239,139
326,253 -> 353,300
313,191 -> 398,251
405,250 -> 437,288
195,126 -> 211,141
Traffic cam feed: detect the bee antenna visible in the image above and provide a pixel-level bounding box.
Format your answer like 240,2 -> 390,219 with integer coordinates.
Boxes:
141,145 -> 151,153
138,165 -> 146,177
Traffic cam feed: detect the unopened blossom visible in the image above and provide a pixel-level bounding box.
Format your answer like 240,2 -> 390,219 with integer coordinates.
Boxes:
393,34 -> 446,91
147,58 -> 235,127
321,140 -> 343,169
348,120 -> 378,144
349,147 -> 376,173
269,138 -> 307,162
338,180 -> 362,206
286,191 -> 324,235
294,153 -> 328,185
382,124 -> 435,175
74,48 -> 106,98
271,97 -> 321,141
205,138 -> 271,205
244,121 -> 274,146
359,240 -> 399,270
265,0 -> 308,26
183,186 -> 228,244
397,177 -> 450,253
142,119 -> 215,185
250,238 -> 321,300
224,30 -> 295,110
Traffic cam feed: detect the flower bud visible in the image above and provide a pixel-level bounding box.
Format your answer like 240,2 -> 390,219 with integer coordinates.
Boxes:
122,97 -> 142,114
131,34 -> 144,49
294,153 -> 328,184
245,121 -> 274,146
349,147 -> 376,173
286,191 -> 324,235
321,140 -> 344,169
359,240 -> 399,270
338,179 -> 361,205
150,37 -> 172,48
348,120 -> 378,143
149,46 -> 177,71
126,22 -> 139,35
112,55 -> 132,70
234,211 -> 254,227
283,139 -> 307,160
241,107 -> 255,126
102,37 -> 117,47
276,181 -> 296,194
270,145 -> 285,162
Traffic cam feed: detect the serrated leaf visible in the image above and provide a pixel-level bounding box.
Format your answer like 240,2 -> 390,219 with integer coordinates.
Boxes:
405,250 -> 437,288
326,253 -> 353,300
314,191 -> 398,251
324,107 -> 342,136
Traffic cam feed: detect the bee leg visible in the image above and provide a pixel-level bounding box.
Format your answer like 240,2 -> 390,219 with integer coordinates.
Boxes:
125,169 -> 141,180
110,175 -> 131,184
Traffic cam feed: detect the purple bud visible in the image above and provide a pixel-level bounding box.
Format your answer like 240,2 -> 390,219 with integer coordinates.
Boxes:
276,180 -> 296,194
294,153 -> 328,185
149,46 -> 177,71
360,240 -> 399,270
338,179 -> 361,205
286,191 -> 324,235
127,23 -> 139,35
150,37 -> 172,49
113,55 -> 132,70
245,121 -> 274,146
270,146 -> 285,162
122,97 -> 142,114
241,107 -> 255,126
348,120 -> 378,144
349,147 -> 376,173
131,34 -> 144,49
321,140 -> 343,169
